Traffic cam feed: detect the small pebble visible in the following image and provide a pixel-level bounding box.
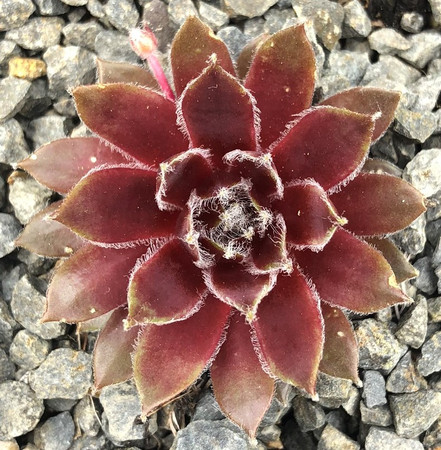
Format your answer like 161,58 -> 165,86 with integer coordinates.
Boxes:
62,21 -> 104,51
428,296 -> 441,322
394,108 -> 438,143
34,0 -> 69,16
400,12 -> 424,33
342,0 -> 371,38
417,331 -> 441,376
359,401 -> 393,427
9,329 -> 51,370
8,58 -> 47,80
221,0 -> 278,18
368,28 -> 411,55
217,26 -> 250,60
365,426 -> 424,450
193,391 -> 225,421
0,348 -> 15,382
198,2 -> 230,31
0,77 -> 32,122
104,0 -> 139,32
0,0 -> 35,32
95,30 -> 139,64
29,348 -> 92,399
168,0 -> 199,25
73,397 -> 101,437
412,258 -> 438,294
33,412 -> 75,450
386,351 -> 427,393
398,30 -> 441,69
0,214 -> 21,259
317,424 -> 360,450
395,296 -> 427,349
391,215 -> 427,258
292,396 -> 326,432
362,371 -> 387,408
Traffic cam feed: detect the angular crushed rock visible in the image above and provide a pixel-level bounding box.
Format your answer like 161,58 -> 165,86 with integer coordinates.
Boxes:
398,30 -> 441,69
0,0 -> 35,31
356,318 -> 407,373
0,381 -> 44,440
73,397 -> 101,437
368,28 -> 411,55
394,108 -> 438,143
0,298 -> 18,349
386,351 -> 427,393
0,77 -> 32,122
362,371 -> 387,408
104,0 -> 139,32
390,390 -> 441,438
0,348 -> 15,382
168,0 -> 199,25
395,296 -> 427,349
342,0 -> 371,38
0,214 -> 22,258
11,275 -> 66,339
359,401 -> 393,427
9,329 -> 51,370
292,396 -> 326,432
29,348 -> 92,399
99,380 -> 147,443
404,148 -> 441,198
0,119 -> 29,165
365,427 -> 424,450
417,331 -> 441,376
33,412 -> 75,450
317,424 -> 360,450
5,17 -> 64,51
221,0 -> 277,18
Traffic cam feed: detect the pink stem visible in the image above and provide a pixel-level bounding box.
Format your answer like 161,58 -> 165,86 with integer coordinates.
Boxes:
147,54 -> 175,102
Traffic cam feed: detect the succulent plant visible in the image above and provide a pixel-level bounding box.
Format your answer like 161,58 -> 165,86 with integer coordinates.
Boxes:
17,17 -> 426,437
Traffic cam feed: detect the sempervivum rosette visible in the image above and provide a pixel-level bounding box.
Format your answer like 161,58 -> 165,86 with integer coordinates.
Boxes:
17,17 -> 425,436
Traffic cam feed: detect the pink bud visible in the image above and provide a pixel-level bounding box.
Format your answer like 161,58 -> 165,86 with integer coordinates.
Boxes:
130,26 -> 158,60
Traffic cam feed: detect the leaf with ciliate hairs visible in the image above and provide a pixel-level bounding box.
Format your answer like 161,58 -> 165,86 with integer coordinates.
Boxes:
211,313 -> 274,438
133,295 -> 231,417
18,137 -> 129,195
171,16 -> 235,96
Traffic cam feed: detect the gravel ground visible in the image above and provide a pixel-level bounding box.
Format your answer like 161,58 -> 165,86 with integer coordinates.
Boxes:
1,0 -> 441,449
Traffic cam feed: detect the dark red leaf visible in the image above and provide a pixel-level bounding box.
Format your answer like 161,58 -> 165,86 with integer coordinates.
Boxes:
319,303 -> 360,384
294,228 -> 410,313
331,173 -> 426,236
236,34 -> 269,80
252,266 -> 323,395
171,16 -> 235,96
18,137 -> 129,195
16,201 -> 84,258
94,307 -> 140,389
320,87 -> 401,142
55,166 -> 178,244
245,25 -> 315,149
73,84 -> 188,167
180,63 -> 258,164
128,239 -> 206,324
133,295 -> 231,416
44,243 -> 148,322
271,106 -> 374,191
211,313 -> 274,437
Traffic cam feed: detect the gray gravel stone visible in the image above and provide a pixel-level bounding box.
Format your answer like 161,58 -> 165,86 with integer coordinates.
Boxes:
391,214 -> 426,257
0,0 -> 35,32
408,75 -> 441,113
0,77 -> 32,123
27,114 -> 73,149
193,391 -> 225,421
404,148 -> 441,198
34,0 -> 69,15
221,0 -> 277,18
356,318 -> 407,373
168,0 -> 199,25
365,427 -> 424,450
362,371 -> 387,408
260,383 -> 294,427
412,258 -> 437,294
342,0 -> 371,38
8,173 -> 52,224
394,108 -> 438,143
217,26 -> 250,60
325,50 -> 370,85
62,21 -> 104,51
263,7 -> 297,34
33,412 -> 75,450
0,40 -> 21,76
9,329 -> 51,370
43,45 -> 95,99
0,348 -> 15,382
386,351 -> 427,393
11,275 -> 65,339
359,401 -> 393,426
390,390 -> 441,438
95,30 -> 138,64
362,55 -> 421,86
100,381 -> 147,443
428,297 -> 441,322
45,397 -> 78,412
5,17 -> 64,51
429,0 -> 441,26
417,331 -> 441,376
341,385 -> 361,415
0,298 -> 19,349
171,419 -> 254,450
316,373 -> 352,409
292,0 -> 344,50
243,17 -> 265,38
60,0 -> 87,5
104,0 -> 139,32
68,434 -> 109,450
29,348 -> 92,399
0,381 -> 44,440
73,397 -> 101,437
424,416 -> 441,448
317,424 -> 360,450
19,79 -> 51,119
398,31 -> 441,69
401,12 -> 424,34
368,28 -> 411,55
0,214 -> 21,258
395,296 -> 427,348
292,396 -> 326,432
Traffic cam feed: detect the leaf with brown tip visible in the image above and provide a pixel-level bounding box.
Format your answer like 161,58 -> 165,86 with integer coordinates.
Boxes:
320,87 -> 401,143
171,16 -> 235,96
96,58 -> 159,89
319,303 -> 360,384
18,137 -> 129,194
330,173 -> 426,236
94,307 -> 140,390
365,236 -> 418,283
133,295 -> 231,417
16,201 -> 84,258
245,25 -> 315,149
236,34 -> 269,80
294,228 -> 410,314
211,313 -> 274,438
